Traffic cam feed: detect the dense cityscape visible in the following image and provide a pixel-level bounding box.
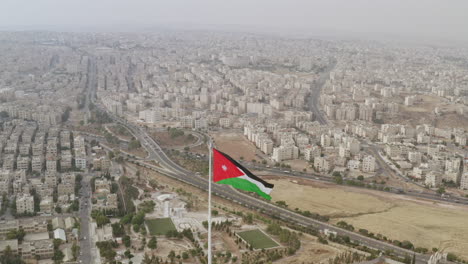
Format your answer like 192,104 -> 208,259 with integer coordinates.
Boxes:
0,27 -> 467,264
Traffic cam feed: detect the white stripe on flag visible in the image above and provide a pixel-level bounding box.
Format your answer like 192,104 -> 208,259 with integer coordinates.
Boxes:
238,175 -> 273,195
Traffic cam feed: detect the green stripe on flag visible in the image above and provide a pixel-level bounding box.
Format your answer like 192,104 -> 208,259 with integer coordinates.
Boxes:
217,177 -> 272,200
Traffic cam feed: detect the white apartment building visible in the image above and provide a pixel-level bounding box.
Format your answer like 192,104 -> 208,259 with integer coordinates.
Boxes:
454,134 -> 467,146
425,172 -> 442,188
338,145 -> 350,158
314,157 -> 333,173
272,145 -> 299,163
180,116 -> 194,128
304,145 -> 321,161
460,171 -> 468,190
358,105 -> 373,122
260,139 -> 274,155
445,158 -> 461,174
46,156 -> 57,172
194,118 -> 207,130
219,117 -> 231,128
16,157 -> 30,171
73,136 -> 85,149
16,194 -> 34,214
320,134 -> 331,147
362,155 -> 376,173
19,143 -> 30,156
75,155 -> 87,170
139,109 -> 162,123
31,156 -> 43,172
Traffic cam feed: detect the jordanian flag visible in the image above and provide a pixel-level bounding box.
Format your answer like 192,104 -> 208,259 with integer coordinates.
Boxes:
213,148 -> 274,200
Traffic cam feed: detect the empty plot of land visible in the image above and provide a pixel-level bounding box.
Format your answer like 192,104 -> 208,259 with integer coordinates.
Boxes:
146,218 -> 177,236
211,131 -> 258,161
151,130 -> 196,148
270,179 -> 395,218
337,203 -> 468,259
237,229 -> 279,249
268,179 -> 468,259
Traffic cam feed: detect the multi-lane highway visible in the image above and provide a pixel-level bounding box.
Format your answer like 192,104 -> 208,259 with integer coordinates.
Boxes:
307,59 -> 335,125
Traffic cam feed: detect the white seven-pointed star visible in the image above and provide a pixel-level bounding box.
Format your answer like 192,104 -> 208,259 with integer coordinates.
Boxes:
222,165 -> 228,171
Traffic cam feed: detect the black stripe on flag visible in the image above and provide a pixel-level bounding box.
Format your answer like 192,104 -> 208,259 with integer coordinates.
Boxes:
216,150 -> 274,189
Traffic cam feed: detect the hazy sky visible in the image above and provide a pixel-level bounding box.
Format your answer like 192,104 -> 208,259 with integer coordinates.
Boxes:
1,0 -> 467,44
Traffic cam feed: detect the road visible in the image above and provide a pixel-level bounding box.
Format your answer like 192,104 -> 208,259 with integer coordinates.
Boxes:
78,56 -> 98,264
78,173 -> 93,264
307,60 -> 336,125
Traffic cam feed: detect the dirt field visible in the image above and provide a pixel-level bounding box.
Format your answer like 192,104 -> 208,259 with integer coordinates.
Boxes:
284,159 -> 310,172
151,130 -> 197,148
211,131 -> 259,161
386,94 -> 468,128
269,179 -> 395,218
268,179 -> 468,259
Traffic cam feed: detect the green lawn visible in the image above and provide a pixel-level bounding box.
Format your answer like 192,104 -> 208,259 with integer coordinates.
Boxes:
237,229 -> 279,249
146,218 -> 177,236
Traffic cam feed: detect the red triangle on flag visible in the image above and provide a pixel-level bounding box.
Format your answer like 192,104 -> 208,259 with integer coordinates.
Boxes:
213,148 -> 245,182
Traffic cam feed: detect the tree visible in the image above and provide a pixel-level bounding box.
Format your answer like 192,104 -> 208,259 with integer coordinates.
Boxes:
275,201 -> 288,208
168,250 -> 176,260
182,252 -> 189,260
129,139 -> 141,150
446,253 -> 458,262
71,242 -> 80,261
357,175 -> 364,181
334,175 -> 343,185
95,213 -> 110,227
52,250 -> 64,264
6,228 -> 25,242
437,187 -> 446,195
55,206 -> 62,213
120,213 -> 134,225
124,249 -> 134,259
111,223 -> 125,237
148,236 -> 157,249
332,171 -> 342,177
96,241 -> 117,262
123,235 -> 131,247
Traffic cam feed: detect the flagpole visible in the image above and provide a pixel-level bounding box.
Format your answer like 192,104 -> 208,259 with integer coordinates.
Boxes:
207,140 -> 212,264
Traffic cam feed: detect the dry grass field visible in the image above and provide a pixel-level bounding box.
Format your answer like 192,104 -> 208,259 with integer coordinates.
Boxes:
270,179 -> 395,218
211,131 -> 258,161
279,233 -> 349,264
269,179 -> 468,259
151,130 -> 196,148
